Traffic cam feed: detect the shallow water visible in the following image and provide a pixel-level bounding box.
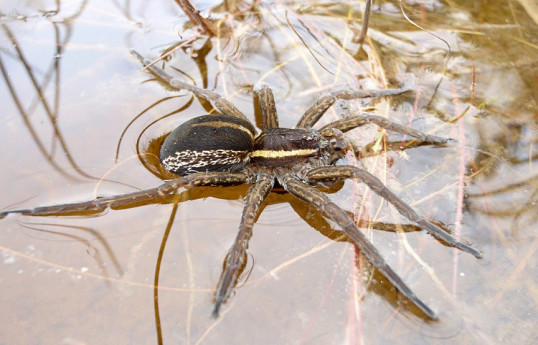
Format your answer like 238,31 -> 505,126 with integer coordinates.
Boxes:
0,1 -> 536,344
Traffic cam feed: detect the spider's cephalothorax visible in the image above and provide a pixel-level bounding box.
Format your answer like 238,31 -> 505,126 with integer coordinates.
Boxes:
0,51 -> 483,320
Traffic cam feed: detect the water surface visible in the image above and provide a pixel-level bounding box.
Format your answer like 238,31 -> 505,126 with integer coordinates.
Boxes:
1,1 -> 536,344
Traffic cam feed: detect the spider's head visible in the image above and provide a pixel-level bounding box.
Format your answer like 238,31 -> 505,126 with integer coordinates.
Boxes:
320,128 -> 350,162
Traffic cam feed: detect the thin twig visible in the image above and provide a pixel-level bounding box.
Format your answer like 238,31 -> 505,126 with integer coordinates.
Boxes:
174,0 -> 219,36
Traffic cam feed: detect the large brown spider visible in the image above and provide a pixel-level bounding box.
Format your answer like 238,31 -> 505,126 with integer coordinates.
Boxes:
1,50 -> 482,320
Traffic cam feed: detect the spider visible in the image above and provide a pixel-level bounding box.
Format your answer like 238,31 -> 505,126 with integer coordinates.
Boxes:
1,50 -> 482,320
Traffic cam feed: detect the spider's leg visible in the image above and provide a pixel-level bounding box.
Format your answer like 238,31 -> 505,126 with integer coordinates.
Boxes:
296,88 -> 411,129
213,172 -> 274,318
254,83 -> 279,129
278,171 -> 437,319
130,50 -> 249,121
306,166 -> 483,258
320,114 -> 448,144
0,172 -> 249,218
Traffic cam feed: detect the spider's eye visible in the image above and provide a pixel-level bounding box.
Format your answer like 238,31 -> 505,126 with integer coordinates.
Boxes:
160,115 -> 256,176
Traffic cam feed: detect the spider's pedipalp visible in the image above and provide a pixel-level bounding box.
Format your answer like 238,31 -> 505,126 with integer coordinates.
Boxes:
296,87 -> 411,129
213,172 -> 274,318
306,166 -> 483,258
277,170 -> 438,319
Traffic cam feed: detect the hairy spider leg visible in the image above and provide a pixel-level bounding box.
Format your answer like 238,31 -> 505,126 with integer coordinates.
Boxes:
277,170 -> 438,319
0,172 -> 249,218
254,83 -> 279,129
306,166 -> 483,259
296,88 -> 412,129
130,50 -> 249,121
320,114 -> 449,144
213,173 -> 274,318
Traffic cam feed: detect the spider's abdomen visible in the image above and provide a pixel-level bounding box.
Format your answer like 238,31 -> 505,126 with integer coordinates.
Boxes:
160,115 -> 256,175
251,128 -> 322,167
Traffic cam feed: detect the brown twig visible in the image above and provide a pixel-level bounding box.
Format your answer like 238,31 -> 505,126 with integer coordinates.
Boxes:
355,0 -> 372,47
174,0 -> 219,36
